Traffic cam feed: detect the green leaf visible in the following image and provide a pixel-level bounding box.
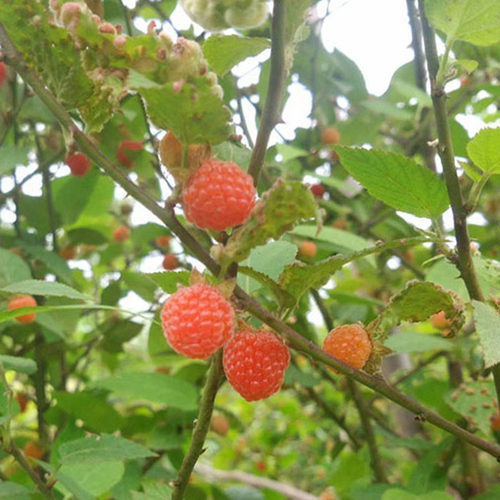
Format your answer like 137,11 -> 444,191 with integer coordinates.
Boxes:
385,331 -> 452,353
92,372 -> 198,411
241,241 -> 298,282
453,59 -> 479,73
138,78 -> 230,145
0,280 -> 90,301
0,145 -> 30,175
279,237 -> 430,306
146,271 -> 190,294
122,271 -> 158,302
467,127 -> 500,175
0,248 -> 31,288
18,243 -> 73,284
101,319 -> 143,353
54,391 -> 123,433
203,35 -> 270,75
0,355 -> 36,374
445,379 -> 497,434
375,281 -> 465,340
0,482 -> 32,499
218,180 -> 317,264
59,434 -> 155,465
472,301 -> 500,368
336,147 -> 449,218
59,461 -> 124,497
424,0 -> 500,46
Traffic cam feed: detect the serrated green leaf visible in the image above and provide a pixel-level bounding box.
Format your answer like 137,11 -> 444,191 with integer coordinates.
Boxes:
60,434 -> 155,465
445,379 -> 497,434
375,281 -> 464,340
218,180 -> 317,264
122,271 -> 158,302
138,78 -> 230,145
472,301 -> 500,368
336,147 -> 449,218
92,372 -> 198,411
146,271 -> 190,294
385,331 -> 452,353
0,280 -> 90,301
203,35 -> 270,75
0,248 -> 31,288
467,127 -> 500,175
0,355 -> 37,374
425,0 -> 500,46
241,241 -> 297,281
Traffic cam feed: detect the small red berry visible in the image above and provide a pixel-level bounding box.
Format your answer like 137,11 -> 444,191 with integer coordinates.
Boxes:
7,295 -> 37,324
321,127 -> 341,145
162,254 -> 179,270
155,235 -> 172,248
223,329 -> 290,401
0,62 -> 7,86
298,241 -> 317,259
182,160 -> 256,231
66,152 -> 90,177
116,140 -> 143,168
256,461 -> 266,472
430,311 -> 451,331
161,284 -> 235,359
323,324 -> 372,370
310,183 -> 325,197
113,225 -> 130,242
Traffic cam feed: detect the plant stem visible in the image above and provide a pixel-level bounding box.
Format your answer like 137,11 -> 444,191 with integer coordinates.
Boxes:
247,0 -> 287,185
171,351 -> 224,500
4,21 -> 500,461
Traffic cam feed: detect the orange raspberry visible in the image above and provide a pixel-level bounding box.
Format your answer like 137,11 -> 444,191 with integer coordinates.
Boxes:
320,127 -> 341,145
323,324 -> 372,370
7,295 -> 37,324
113,225 -> 130,242
162,254 -> 179,270
298,241 -> 317,259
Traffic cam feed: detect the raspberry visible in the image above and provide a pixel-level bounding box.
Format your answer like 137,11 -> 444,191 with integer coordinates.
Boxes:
116,140 -> 143,169
223,329 -> 290,401
182,160 -> 256,231
7,295 -> 37,324
320,127 -> 341,146
0,62 -> 6,86
66,152 -> 91,177
298,240 -> 317,259
162,254 -> 179,270
430,311 -> 451,331
161,283 -> 235,359
113,225 -> 130,242
310,183 -> 325,197
155,235 -> 172,248
322,324 -> 372,370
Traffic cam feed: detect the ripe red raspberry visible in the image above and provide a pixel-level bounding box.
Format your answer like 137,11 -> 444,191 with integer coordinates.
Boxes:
7,295 -> 37,324
0,62 -> 7,86
182,160 -> 256,231
323,324 -> 372,370
161,283 -> 235,359
310,183 -> 325,197
113,225 -> 130,242
162,254 -> 179,270
155,235 -> 172,248
66,152 -> 90,177
223,329 -> 290,401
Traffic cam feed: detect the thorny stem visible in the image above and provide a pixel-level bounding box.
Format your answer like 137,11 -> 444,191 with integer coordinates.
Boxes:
171,351 -> 224,500
247,0 -> 287,185
4,21 -> 500,464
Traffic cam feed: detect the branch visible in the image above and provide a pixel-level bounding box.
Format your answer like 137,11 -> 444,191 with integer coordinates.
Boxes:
247,0 -> 287,185
4,22 -> 500,461
195,462 -> 317,500
171,351 -> 224,500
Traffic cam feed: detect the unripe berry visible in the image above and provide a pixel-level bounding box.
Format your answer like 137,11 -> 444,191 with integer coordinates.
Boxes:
0,62 -> 7,86
60,2 -> 82,32
211,414 -> 229,436
323,324 -> 372,370
321,127 -> 341,145
156,235 -> 172,248
24,441 -> 43,460
430,311 -> 451,335
161,283 -> 235,359
162,254 -> 179,270
113,225 -> 130,242
66,152 -> 91,177
310,183 -> 325,198
182,160 -> 256,231
7,295 -> 37,324
298,241 -> 317,259
223,329 -> 290,401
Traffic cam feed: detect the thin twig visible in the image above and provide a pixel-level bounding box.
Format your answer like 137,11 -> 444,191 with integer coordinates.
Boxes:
247,0 -> 287,184
171,351 -> 224,500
